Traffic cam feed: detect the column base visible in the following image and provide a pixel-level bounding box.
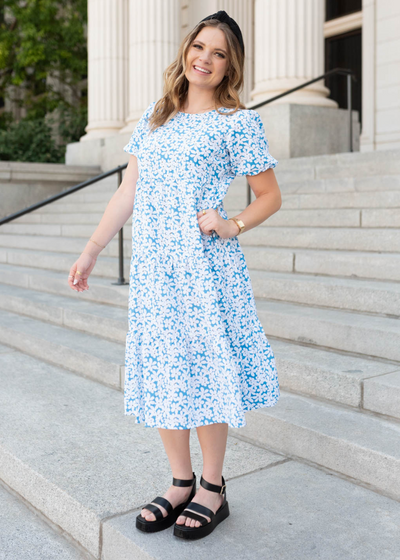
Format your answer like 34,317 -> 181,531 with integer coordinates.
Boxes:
251,103 -> 360,160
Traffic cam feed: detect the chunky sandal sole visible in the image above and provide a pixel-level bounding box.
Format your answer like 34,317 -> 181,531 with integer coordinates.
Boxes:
136,497 -> 196,533
173,500 -> 230,540
173,474 -> 230,540
136,473 -> 196,533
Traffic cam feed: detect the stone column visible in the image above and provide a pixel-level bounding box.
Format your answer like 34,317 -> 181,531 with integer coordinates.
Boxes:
120,0 -> 181,133
252,0 -> 336,107
81,0 -> 129,141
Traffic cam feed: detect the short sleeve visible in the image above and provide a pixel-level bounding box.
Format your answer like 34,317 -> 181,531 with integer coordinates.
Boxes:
226,110 -> 278,176
123,101 -> 156,156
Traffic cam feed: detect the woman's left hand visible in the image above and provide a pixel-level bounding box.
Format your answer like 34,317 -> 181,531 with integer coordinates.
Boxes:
196,208 -> 239,239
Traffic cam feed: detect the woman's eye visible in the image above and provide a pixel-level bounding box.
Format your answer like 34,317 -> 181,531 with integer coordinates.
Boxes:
193,44 -> 225,58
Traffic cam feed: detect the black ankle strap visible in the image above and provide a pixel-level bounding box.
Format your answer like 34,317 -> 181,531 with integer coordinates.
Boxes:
200,475 -> 226,495
172,471 -> 196,487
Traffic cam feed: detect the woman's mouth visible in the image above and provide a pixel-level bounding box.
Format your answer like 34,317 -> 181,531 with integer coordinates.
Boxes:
193,65 -> 212,75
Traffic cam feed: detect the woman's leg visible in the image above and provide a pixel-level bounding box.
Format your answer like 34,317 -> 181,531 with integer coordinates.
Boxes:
176,422 -> 228,527
140,427 -> 194,521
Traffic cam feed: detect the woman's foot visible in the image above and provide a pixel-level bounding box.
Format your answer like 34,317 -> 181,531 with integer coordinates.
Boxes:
176,484 -> 224,527
140,483 -> 194,521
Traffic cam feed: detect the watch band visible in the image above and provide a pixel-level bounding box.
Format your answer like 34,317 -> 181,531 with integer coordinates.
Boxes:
230,217 -> 245,235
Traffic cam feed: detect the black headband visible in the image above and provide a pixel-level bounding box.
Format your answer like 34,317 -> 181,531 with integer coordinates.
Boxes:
200,10 -> 245,55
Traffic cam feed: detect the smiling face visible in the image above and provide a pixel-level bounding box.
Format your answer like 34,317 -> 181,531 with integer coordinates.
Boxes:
185,26 -> 229,91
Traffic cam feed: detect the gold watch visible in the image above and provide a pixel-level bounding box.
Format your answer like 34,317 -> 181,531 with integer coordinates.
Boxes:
229,217 -> 245,236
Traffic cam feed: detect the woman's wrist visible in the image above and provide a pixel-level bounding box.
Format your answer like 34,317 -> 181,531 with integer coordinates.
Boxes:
83,237 -> 106,259
228,217 -> 242,237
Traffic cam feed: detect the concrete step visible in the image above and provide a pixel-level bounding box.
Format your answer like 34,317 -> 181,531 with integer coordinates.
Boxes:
0,247 -> 130,279
13,211 -> 129,225
246,246 -> 400,282
1,279 -> 399,419
0,479 -> 86,560
10,206 -> 400,229
256,299 -> 400,362
0,309 -> 125,389
241,226 -> 400,252
1,348 -> 400,560
1,241 -> 399,287
1,226 -> 400,254
249,269 -> 400,316
273,148 -> 400,178
2,266 -> 399,361
0,232 -> 133,257
0,283 -> 128,343
21,189 -> 400,213
0,222 -> 135,239
236,390 -> 400,501
271,339 -> 400,419
0,263 -> 130,307
274,174 -> 400,195
2,261 -> 398,321
281,189 -> 400,209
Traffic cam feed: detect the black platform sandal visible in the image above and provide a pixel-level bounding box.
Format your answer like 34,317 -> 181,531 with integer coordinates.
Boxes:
136,472 -> 197,533
173,474 -> 230,540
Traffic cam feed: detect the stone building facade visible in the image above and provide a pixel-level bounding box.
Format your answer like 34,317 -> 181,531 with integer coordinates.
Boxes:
66,0 -> 400,168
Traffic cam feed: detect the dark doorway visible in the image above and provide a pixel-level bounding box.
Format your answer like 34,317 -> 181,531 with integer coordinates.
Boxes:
326,0 -> 362,21
325,29 -> 362,129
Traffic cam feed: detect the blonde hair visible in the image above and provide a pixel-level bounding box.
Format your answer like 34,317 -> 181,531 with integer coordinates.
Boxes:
148,19 -> 246,132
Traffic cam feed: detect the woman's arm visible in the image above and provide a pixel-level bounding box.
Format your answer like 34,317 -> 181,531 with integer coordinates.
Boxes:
68,154 -> 139,292
198,167 -> 282,238
229,167 -> 282,234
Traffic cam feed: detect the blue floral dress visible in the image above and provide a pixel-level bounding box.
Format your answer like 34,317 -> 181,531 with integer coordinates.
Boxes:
122,101 -> 280,429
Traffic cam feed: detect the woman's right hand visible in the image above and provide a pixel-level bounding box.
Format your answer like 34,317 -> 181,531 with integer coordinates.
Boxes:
68,253 -> 97,292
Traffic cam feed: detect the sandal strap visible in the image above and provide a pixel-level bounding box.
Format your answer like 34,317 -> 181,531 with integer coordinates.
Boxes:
200,475 -> 226,495
180,509 -> 209,526
183,501 -> 215,520
172,471 -> 196,487
142,503 -> 164,521
151,496 -> 173,514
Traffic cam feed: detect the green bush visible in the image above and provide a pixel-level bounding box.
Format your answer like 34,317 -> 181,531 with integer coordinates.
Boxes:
0,117 -> 65,163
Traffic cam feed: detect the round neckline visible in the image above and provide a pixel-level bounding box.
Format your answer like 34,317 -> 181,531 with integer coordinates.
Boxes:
178,109 -> 217,115
178,107 -> 230,116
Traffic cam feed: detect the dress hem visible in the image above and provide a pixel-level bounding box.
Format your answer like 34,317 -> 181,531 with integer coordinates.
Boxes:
123,395 -> 280,429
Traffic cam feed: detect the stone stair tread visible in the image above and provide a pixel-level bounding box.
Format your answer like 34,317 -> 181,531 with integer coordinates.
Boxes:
3,226 -> 399,254
0,282 -> 128,322
0,309 -> 124,363
0,247 -> 130,278
256,299 -> 400,362
0,348 -> 286,557
237,391 -> 400,502
0,279 -> 399,417
0,262 -> 130,306
271,338 -> 400,411
253,390 -> 400,455
0,481 -> 85,560
257,298 -> 400,333
249,269 -> 400,315
0,232 -> 131,255
1,348 -> 400,559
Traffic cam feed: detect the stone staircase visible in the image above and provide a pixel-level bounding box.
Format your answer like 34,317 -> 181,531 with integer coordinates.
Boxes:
0,148 -> 400,559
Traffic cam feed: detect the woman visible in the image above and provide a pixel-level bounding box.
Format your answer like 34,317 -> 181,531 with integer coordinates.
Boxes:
68,11 -> 282,541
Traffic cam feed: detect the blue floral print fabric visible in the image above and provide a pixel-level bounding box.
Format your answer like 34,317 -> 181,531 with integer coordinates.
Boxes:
123,101 -> 280,429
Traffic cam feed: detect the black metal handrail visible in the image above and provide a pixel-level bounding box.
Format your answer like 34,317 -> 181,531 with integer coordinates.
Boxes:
0,67 -> 356,283
245,67 -> 357,205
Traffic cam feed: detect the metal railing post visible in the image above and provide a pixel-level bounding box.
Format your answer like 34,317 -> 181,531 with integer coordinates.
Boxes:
112,168 -> 129,285
347,73 -> 353,152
